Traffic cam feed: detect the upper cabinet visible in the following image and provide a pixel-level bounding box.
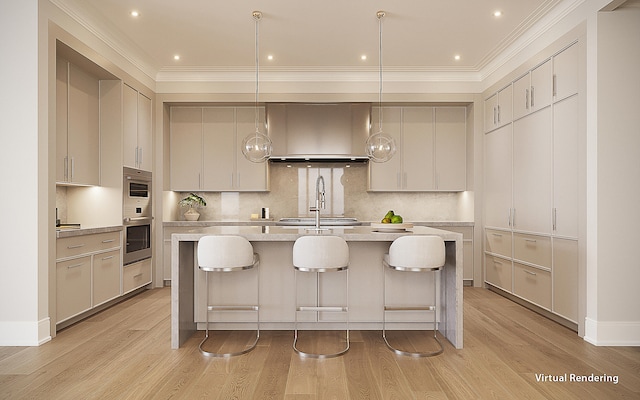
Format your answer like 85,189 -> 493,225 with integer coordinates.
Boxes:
170,106 -> 269,192
553,42 -> 579,102
513,59 -> 553,120
56,59 -> 100,186
368,106 -> 466,192
123,84 -> 152,171
484,84 -> 513,132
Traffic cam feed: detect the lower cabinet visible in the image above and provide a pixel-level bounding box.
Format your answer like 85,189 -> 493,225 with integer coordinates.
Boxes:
56,230 -> 144,327
123,258 -> 152,294
56,255 -> 92,322
93,249 -> 121,306
484,228 -> 578,326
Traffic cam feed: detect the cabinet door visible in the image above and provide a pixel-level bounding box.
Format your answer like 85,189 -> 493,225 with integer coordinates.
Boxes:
235,107 -> 269,191
202,107 -> 235,190
368,107 -> 402,190
123,84 -> 138,169
512,73 -> 530,120
553,43 -> 579,101
170,107 -> 202,190
497,84 -> 513,127
513,108 -> 552,233
67,63 -> 100,185
403,107 -> 434,190
137,93 -> 153,171
484,94 -> 498,132
553,95 -> 579,238
56,59 -> 69,183
530,59 -> 553,112
93,250 -> 121,306
57,256 -> 92,323
552,238 -> 578,322
434,107 -> 466,191
484,125 -> 512,229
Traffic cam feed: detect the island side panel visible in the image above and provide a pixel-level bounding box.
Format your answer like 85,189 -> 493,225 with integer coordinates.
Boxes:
442,238 -> 463,349
171,238 -> 196,349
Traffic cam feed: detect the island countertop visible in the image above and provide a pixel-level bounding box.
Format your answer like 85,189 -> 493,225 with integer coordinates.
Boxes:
171,225 -> 463,350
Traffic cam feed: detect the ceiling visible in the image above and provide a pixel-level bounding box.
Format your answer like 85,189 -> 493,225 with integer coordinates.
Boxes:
53,0 -> 568,81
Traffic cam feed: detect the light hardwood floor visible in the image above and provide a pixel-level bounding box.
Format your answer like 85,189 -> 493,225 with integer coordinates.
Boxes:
1,287 -> 638,399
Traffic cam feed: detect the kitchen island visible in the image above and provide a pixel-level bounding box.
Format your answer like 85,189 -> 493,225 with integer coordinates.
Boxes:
171,226 -> 463,349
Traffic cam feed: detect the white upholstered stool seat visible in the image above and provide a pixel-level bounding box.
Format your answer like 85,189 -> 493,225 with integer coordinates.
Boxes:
293,235 -> 349,358
382,235 -> 445,357
197,235 -> 260,357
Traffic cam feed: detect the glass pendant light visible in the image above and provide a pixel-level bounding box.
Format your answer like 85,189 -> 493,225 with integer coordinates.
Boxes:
366,11 -> 396,163
242,11 -> 272,163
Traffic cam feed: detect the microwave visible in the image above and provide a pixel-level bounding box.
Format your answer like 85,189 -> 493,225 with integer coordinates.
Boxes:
123,167 -> 151,221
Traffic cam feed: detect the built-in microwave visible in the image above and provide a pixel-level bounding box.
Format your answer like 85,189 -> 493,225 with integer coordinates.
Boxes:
123,167 -> 152,265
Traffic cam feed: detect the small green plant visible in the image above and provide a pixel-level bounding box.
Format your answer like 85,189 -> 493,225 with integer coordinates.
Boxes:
178,193 -> 207,208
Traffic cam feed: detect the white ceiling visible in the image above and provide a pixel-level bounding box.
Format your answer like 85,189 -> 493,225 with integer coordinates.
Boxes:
53,0 -> 568,81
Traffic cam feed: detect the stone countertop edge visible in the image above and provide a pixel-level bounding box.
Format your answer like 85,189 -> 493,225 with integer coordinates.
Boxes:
163,220 -> 474,227
56,225 -> 123,239
170,226 -> 463,243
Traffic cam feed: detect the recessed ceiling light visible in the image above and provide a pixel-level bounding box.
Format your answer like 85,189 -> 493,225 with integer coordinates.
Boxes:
173,55 -> 180,61
130,10 -> 139,17
267,55 -> 274,61
361,55 -> 367,61
454,55 -> 461,61
493,10 -> 502,17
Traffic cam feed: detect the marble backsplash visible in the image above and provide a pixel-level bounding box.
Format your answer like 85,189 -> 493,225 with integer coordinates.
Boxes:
168,163 -> 473,222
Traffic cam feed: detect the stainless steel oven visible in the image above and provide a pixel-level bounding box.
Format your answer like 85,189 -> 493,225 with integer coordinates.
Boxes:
123,167 -> 152,265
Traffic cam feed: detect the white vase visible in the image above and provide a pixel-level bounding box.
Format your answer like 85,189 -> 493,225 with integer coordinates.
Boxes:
184,207 -> 200,221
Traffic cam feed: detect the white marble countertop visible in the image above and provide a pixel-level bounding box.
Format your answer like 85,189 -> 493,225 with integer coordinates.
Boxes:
56,225 -> 123,239
163,220 -> 474,228
169,225 -> 463,242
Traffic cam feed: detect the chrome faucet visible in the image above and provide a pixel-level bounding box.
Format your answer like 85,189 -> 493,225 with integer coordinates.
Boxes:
310,175 -> 325,230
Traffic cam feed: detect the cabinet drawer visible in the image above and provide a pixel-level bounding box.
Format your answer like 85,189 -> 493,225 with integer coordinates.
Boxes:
514,262 -> 551,309
484,254 -> 512,292
93,249 -> 122,306
57,231 -> 121,259
485,229 -> 511,258
56,256 -> 92,322
513,233 -> 551,268
123,258 -> 152,293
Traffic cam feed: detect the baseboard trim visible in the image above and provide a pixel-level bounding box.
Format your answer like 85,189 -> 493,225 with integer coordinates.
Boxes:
584,317 -> 640,346
0,317 -> 52,346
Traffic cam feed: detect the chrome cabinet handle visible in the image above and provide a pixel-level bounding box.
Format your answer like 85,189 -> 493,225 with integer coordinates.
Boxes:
531,86 -> 535,107
525,89 -> 529,110
101,255 -> 114,261
553,208 -> 557,231
524,239 -> 537,243
67,244 -> 85,249
493,106 -> 497,125
497,105 -> 501,123
492,233 -> 503,237
523,270 -> 537,276
67,262 -> 84,269
102,239 -> 115,243
552,75 -> 557,97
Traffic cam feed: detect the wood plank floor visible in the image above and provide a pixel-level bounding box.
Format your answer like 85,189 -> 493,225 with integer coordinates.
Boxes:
1,287 -> 638,399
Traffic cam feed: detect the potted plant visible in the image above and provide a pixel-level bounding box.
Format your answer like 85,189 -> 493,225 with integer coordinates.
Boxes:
179,193 -> 207,221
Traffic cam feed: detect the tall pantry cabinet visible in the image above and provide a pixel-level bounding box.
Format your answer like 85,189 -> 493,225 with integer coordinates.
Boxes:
483,41 -> 581,327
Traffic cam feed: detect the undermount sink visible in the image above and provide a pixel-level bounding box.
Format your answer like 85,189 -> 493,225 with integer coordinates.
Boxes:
277,217 -> 361,226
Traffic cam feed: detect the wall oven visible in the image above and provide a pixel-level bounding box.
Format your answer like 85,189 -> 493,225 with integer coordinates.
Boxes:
123,167 -> 152,265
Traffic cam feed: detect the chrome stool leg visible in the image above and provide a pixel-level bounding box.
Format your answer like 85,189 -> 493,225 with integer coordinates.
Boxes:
293,268 -> 349,359
382,263 -> 443,357
199,269 -> 260,358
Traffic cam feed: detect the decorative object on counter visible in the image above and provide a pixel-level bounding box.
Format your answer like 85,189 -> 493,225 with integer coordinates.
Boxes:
365,11 -> 396,163
241,10 -> 272,163
179,193 -> 207,221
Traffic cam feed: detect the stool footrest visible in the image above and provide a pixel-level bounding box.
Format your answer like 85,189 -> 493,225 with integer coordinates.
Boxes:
385,306 -> 435,311
297,306 -> 347,312
207,305 -> 259,311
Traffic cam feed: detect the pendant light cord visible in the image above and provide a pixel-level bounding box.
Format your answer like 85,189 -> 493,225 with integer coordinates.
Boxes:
253,11 -> 261,133
377,11 -> 384,132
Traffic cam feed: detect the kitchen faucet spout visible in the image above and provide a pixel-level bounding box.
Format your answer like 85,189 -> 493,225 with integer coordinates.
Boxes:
310,175 -> 326,230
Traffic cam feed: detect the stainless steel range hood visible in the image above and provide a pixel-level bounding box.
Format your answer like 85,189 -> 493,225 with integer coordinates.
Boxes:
266,103 -> 371,162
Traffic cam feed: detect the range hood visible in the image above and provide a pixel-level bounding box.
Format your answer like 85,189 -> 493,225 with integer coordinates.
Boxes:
266,103 -> 371,162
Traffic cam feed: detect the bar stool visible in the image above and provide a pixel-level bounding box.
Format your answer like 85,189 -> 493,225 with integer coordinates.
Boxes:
292,235 -> 349,358
197,235 -> 260,357
382,235 -> 445,357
